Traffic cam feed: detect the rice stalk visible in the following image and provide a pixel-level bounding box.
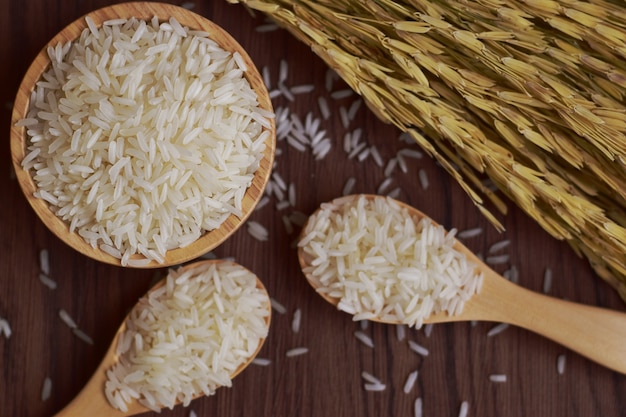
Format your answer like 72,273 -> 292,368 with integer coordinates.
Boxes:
229,0 -> 626,300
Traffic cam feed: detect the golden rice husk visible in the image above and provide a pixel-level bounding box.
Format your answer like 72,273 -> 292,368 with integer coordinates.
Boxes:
229,0 -> 626,300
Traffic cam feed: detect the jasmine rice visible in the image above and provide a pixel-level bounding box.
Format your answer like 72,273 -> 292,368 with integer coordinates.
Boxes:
298,195 -> 483,328
104,261 -> 270,412
18,16 -> 272,265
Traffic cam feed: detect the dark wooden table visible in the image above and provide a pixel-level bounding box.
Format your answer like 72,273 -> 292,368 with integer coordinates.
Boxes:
2,1 -> 626,416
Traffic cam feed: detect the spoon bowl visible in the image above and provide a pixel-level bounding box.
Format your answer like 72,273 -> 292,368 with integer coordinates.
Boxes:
298,194 -> 626,375
54,259 -> 271,417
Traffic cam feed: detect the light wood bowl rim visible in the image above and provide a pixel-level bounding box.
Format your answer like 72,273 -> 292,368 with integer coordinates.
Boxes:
10,2 -> 276,268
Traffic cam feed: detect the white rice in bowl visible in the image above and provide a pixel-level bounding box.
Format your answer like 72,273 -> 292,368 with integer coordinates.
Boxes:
298,194 -> 484,328
105,261 -> 271,412
18,16 -> 273,265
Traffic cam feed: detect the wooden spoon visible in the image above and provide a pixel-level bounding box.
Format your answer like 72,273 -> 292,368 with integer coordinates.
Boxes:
297,194 -> 626,375
54,259 -> 272,417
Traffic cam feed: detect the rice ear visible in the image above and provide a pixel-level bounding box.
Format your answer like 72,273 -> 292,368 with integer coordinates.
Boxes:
234,0 -> 626,300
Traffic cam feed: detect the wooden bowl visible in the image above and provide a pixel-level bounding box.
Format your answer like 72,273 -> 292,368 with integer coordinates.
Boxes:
10,2 -> 276,268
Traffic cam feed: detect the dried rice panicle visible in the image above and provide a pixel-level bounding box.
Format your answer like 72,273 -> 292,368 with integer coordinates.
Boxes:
230,0 -> 626,299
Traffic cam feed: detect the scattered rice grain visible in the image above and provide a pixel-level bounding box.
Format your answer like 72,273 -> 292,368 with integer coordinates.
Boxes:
384,158 -> 398,177
415,397 -> 423,417
370,146 -> 384,167
403,370 -> 419,393
279,59 -> 288,84
364,382 -> 386,391
282,215 -> 294,234
488,239 -> 511,254
557,354 -> 566,375
340,106 -> 350,129
318,96 -> 331,120
39,273 -> 58,290
41,377 -> 52,401
459,401 -> 469,417
331,89 -> 354,100
377,177 -> 393,194
39,249 -> 50,275
270,298 -> 287,314
286,347 -> 309,357
276,200 -> 291,211
386,187 -> 402,199
487,323 -> 510,337
418,169 -> 429,190
343,177 -> 357,196
503,265 -> 519,283
59,309 -> 77,329
408,340 -> 429,357
424,323 -> 434,338
354,330 -> 374,348
543,267 -> 553,293
347,99 -> 362,121
457,227 -> 483,239
0,318 -> 11,338
256,23 -> 280,33
361,371 -> 382,384
489,374 -> 507,383
290,84 -> 315,95
247,221 -> 269,241
72,327 -> 94,345
396,324 -> 406,341
486,254 -> 510,265
292,308 -> 302,333
252,358 -> 272,366
288,183 -> 296,206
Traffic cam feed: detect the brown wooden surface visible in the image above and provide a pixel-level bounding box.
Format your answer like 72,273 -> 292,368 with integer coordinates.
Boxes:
1,1 -> 625,417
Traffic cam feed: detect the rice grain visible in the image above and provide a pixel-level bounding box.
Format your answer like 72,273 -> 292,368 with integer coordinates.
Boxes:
489,374 -> 507,383
286,347 -> 309,357
292,308 -> 302,333
459,401 -> 469,417
270,298 -> 287,314
414,397 -> 423,417
403,370 -> 419,393
487,323 -> 510,337
354,330 -> 374,348
0,318 -> 11,338
408,340 -> 429,357
252,358 -> 272,366
73,328 -> 94,345
557,354 -> 566,375
59,309 -> 77,329
41,377 -> 52,401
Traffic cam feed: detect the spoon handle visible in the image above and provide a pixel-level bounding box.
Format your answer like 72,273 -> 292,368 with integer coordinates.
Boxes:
459,269 -> 626,375
52,348 -> 145,417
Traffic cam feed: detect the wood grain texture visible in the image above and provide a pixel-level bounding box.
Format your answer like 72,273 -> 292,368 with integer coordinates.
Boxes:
1,1 -> 626,417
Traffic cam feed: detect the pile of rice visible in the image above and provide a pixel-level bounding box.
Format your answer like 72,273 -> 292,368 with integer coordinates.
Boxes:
18,16 -> 273,265
105,261 -> 271,412
298,194 -> 483,328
